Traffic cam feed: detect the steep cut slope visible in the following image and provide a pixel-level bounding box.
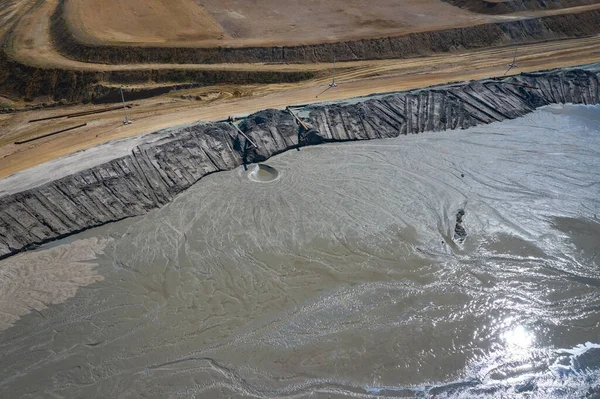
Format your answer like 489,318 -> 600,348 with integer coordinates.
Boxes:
63,0 -> 485,47
0,52 -> 315,103
0,66 -> 598,258
443,0 -> 600,14
51,0 -> 600,64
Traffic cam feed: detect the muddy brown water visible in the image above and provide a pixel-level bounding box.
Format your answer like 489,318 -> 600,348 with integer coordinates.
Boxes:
0,105 -> 599,398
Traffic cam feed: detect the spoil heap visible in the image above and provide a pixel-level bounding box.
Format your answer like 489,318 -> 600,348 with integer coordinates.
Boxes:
0,67 -> 598,258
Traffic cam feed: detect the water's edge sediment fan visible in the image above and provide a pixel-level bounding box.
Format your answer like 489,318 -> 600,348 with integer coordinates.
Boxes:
0,66 -> 598,259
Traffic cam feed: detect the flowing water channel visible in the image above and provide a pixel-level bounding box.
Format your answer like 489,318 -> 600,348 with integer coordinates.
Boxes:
0,105 -> 599,398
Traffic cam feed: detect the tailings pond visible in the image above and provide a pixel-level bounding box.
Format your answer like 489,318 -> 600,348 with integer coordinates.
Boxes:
1,105 -> 599,398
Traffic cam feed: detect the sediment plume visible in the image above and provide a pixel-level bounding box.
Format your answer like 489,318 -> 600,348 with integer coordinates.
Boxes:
0,66 -> 598,258
0,237 -> 108,331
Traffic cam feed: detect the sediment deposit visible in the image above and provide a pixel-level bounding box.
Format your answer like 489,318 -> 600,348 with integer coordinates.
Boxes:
3,0 -> 600,103
0,66 -> 598,258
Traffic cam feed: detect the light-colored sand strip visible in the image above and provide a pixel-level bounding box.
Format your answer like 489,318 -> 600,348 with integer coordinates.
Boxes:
0,237 -> 109,332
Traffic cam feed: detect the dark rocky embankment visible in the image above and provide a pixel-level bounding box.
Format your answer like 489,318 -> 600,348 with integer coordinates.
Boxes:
0,67 -> 599,258
0,52 -> 314,103
443,0 -> 600,15
51,0 -> 600,65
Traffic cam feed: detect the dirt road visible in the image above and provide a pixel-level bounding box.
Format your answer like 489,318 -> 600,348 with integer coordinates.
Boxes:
64,0 -> 488,47
9,0 -> 600,69
2,35 -> 599,179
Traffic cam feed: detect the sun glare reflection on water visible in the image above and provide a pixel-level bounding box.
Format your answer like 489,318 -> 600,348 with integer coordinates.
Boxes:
2,106 -> 599,397
503,324 -> 535,351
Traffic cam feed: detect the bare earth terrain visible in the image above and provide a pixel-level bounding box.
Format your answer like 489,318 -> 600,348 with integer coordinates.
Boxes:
445,0 -> 600,14
61,0 -> 600,47
0,1 -> 600,396
65,0 -> 490,46
64,0 -> 226,45
0,0 -> 599,178
2,36 -> 600,178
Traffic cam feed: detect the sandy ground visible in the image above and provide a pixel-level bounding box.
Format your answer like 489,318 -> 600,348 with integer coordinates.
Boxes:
0,237 -> 108,331
0,0 -> 31,41
65,0 -> 226,45
2,0 -> 600,180
1,35 -> 600,179
9,0 -> 330,70
59,0 -> 600,47
9,0 -> 600,70
64,0 -> 489,47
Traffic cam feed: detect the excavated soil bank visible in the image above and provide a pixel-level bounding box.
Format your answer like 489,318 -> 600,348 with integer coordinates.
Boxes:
63,0 -> 487,47
0,52 -> 315,103
443,0 -> 600,14
50,1 -> 600,64
2,0 -> 599,104
0,66 -> 598,259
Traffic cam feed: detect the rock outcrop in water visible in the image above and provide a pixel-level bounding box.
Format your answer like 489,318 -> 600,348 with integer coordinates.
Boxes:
0,67 -> 599,258
454,209 -> 467,244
